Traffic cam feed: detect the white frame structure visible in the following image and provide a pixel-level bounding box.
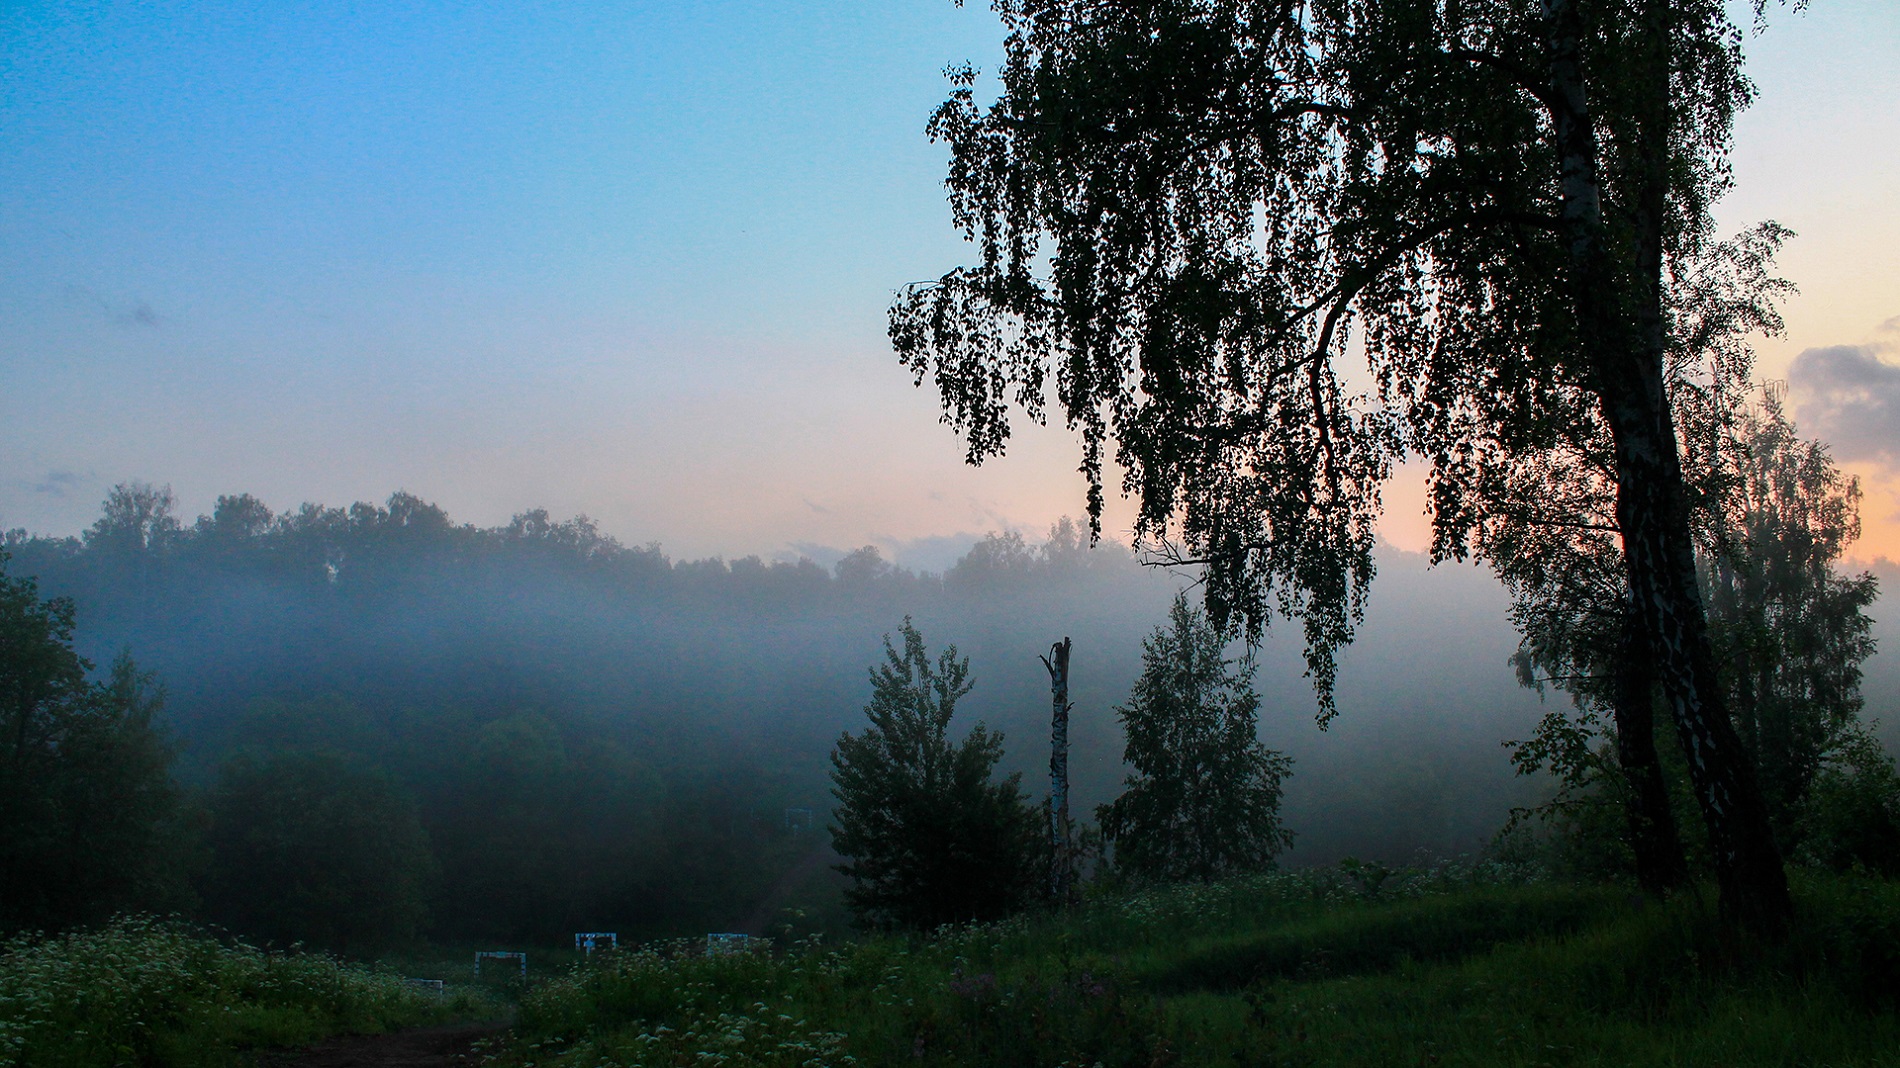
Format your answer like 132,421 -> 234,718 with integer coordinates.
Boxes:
574,932 -> 618,955
706,932 -> 755,956
474,950 -> 526,980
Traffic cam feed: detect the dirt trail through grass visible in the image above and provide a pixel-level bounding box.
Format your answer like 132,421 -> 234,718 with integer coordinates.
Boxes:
258,1022 -> 508,1068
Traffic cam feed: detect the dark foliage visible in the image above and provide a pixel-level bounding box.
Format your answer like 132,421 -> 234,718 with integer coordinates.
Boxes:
830,620 -> 1042,929
890,0 -> 1800,928
1098,594 -> 1292,882
1509,391 -> 1890,880
5,485 -> 1154,944
201,748 -> 434,953
0,551 -> 181,933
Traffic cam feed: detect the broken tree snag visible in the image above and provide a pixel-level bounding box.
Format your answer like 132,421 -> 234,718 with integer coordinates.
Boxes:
1040,637 -> 1074,904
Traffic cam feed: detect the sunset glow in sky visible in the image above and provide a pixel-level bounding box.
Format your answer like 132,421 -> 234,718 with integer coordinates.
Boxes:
4,1 -> 1897,569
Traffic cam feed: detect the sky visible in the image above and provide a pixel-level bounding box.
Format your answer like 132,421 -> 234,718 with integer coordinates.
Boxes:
3,0 -> 1897,571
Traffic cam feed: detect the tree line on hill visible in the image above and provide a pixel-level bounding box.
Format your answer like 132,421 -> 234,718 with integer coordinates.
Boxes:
4,442 -> 1896,949
0,491 -> 1185,951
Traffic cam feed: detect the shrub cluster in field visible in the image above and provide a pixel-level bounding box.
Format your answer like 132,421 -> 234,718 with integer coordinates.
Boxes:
511,931 -> 1169,1068
0,915 -> 496,1068
511,939 -> 857,1067
495,863 -> 1900,1068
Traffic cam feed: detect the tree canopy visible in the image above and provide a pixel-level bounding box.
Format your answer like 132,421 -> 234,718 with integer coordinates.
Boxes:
829,620 -> 1041,930
0,552 -> 180,932
1099,593 -> 1293,882
893,0 -> 1799,925
1705,389 -> 1879,848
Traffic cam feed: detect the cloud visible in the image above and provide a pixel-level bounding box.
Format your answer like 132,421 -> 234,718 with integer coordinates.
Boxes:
876,532 -> 988,574
118,300 -> 160,328
782,534 -> 993,575
784,542 -> 847,569
31,470 -> 85,498
61,285 -> 162,328
1788,343 -> 1900,469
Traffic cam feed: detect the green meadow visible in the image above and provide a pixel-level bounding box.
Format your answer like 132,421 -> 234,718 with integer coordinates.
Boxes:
7,863 -> 1897,1066
485,862 -> 1900,1068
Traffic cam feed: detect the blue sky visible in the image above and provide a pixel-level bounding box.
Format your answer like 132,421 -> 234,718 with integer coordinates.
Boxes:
4,0 -> 1897,567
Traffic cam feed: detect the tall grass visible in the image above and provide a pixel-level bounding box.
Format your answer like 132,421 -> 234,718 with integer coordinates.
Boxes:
0,915 -> 499,1068
494,864 -> 1900,1067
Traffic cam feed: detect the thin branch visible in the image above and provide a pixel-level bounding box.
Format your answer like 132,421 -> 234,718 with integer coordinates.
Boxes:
1445,46 -> 1555,108
1499,512 -> 1621,534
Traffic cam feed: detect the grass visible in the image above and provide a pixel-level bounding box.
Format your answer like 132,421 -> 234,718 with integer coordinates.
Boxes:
8,867 -> 1892,1066
485,863 -> 1900,1067
0,915 -> 504,1068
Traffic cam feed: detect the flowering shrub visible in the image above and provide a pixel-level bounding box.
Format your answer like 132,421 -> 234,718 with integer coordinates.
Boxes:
0,915 -> 489,1068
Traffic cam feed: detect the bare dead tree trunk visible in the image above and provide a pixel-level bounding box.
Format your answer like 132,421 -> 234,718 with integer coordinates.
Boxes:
1040,637 -> 1074,904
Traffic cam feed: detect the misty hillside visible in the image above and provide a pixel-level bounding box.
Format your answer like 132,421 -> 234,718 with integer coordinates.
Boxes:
6,488 -> 1895,938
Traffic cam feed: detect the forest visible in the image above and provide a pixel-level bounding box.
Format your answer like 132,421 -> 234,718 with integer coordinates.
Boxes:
2,469 -> 1897,1066
6,435 -> 1898,939
1,482 -> 1623,950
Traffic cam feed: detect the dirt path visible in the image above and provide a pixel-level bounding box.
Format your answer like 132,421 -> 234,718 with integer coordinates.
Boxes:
256,1022 -> 510,1068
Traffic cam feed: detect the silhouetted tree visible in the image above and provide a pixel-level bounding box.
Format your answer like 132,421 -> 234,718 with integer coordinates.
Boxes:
1510,384 -> 1883,880
834,545 -> 895,588
0,552 -> 180,932
1098,594 -> 1292,882
829,620 -> 1040,929
891,0 -> 1796,928
1492,224 -> 1796,896
194,493 -> 275,544
1704,389 -> 1880,848
85,481 -> 180,554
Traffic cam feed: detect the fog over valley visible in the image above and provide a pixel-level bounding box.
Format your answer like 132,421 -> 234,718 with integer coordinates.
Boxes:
8,485 -> 1896,946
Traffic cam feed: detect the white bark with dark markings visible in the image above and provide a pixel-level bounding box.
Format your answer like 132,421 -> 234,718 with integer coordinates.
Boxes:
1542,0 -> 1791,929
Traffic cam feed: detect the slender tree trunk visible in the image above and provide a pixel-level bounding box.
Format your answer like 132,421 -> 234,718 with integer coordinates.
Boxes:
1543,0 -> 1791,930
1041,637 -> 1074,904
1612,604 -> 1688,895
1604,388 -> 1791,928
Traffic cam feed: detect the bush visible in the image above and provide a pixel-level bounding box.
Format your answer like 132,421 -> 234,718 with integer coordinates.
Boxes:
1795,730 -> 1900,876
0,915 -> 492,1068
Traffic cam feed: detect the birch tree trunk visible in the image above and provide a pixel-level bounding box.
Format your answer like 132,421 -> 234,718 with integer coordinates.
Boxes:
1543,0 -> 1792,930
1612,605 -> 1688,895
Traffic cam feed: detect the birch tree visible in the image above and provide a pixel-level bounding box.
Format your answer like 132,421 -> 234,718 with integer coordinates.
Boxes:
1098,593 -> 1292,882
892,0 -> 1803,926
